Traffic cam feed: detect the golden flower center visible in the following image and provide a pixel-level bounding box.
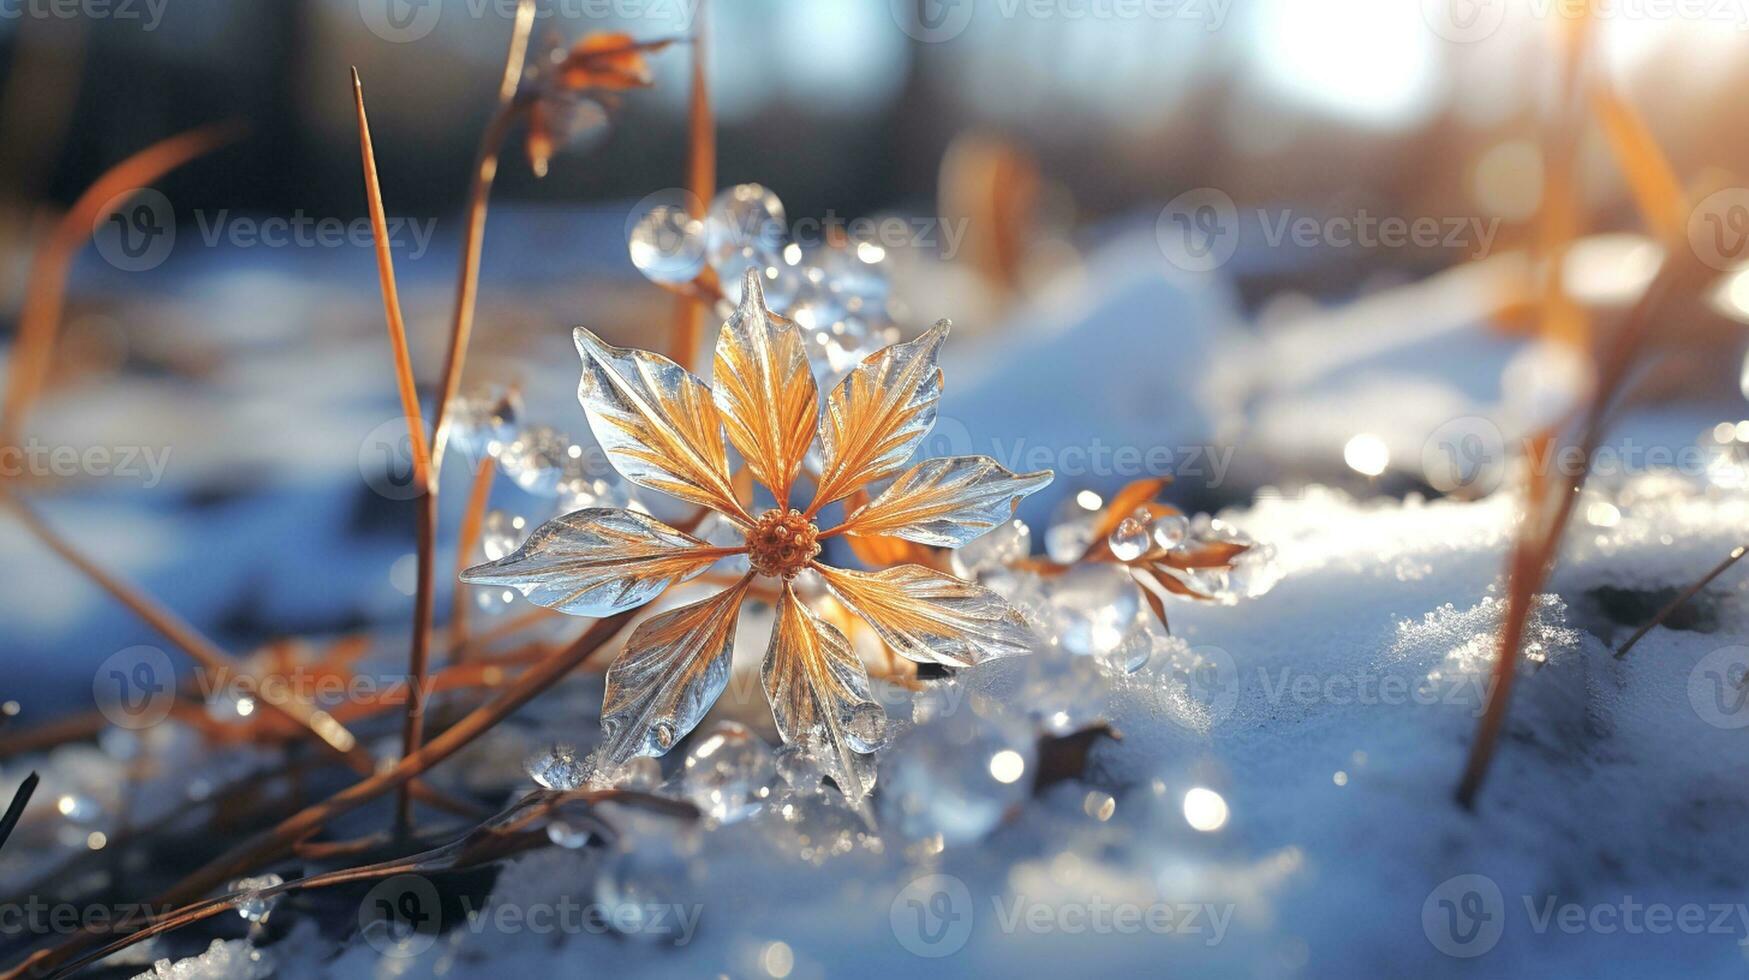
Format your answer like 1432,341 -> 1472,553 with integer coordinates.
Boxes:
746,508 -> 821,579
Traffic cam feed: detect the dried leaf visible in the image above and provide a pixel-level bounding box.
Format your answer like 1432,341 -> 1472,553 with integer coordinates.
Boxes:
762,583 -> 882,802
713,268 -> 819,506
839,455 -> 1051,547
574,327 -> 749,522
600,576 -> 752,765
810,322 -> 948,511
556,31 -> 665,90
817,563 -> 1035,667
460,508 -> 726,617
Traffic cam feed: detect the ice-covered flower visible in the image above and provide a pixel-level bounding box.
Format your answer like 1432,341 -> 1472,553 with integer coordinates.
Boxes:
462,268 -> 1052,801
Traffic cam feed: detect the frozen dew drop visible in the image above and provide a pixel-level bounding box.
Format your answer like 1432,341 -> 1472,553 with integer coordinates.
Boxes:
628,204 -> 706,284
951,519 -> 1031,580
845,703 -> 889,753
1107,510 -> 1152,561
1227,543 -> 1282,599
1149,513 -> 1190,551
705,183 -> 787,273
525,743 -> 589,791
1098,623 -> 1153,676
231,874 -> 284,923
446,385 -> 520,463
681,721 -> 776,824
1049,564 -> 1139,656
772,791 -> 875,865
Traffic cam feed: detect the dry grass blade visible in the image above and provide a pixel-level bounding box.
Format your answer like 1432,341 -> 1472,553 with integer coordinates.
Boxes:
0,487 -> 484,819
429,0 -> 537,470
0,122 -> 241,451
1615,545 -> 1748,659
449,457 -> 500,652
352,67 -> 441,835
0,772 -> 38,857
669,0 -> 713,369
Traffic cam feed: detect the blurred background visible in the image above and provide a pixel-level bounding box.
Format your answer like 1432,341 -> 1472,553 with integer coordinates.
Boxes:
3,0 -> 1749,713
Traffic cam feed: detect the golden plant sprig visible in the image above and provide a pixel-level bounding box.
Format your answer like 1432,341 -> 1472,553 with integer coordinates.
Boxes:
463,268 -> 1053,800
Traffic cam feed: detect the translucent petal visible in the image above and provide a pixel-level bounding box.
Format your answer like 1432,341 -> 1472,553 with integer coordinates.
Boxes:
600,577 -> 752,765
818,563 -> 1036,668
809,321 -> 948,511
574,327 -> 748,522
459,508 -> 726,617
838,455 -> 1052,547
713,267 -> 820,505
761,583 -> 883,802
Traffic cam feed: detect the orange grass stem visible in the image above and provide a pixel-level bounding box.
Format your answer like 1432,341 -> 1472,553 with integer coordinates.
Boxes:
0,123 -> 240,451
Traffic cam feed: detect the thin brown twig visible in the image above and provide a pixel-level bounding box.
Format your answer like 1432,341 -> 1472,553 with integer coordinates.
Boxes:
0,611 -> 635,979
1614,545 -> 1748,659
352,67 -> 441,836
0,772 -> 38,857
428,0 -> 537,471
0,487 -> 484,819
0,123 -> 241,451
669,0 -> 713,369
449,457 -> 499,654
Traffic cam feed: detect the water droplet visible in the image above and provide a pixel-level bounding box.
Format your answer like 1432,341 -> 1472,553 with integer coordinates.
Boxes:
628,205 -> 706,284
1107,511 -> 1152,561
1048,564 -> 1139,656
1149,513 -> 1190,551
525,744 -> 588,790
681,721 -> 776,823
706,184 -> 787,274
447,385 -> 521,463
1099,624 -> 1153,675
231,874 -> 284,923
774,745 -> 826,795
845,703 -> 889,752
